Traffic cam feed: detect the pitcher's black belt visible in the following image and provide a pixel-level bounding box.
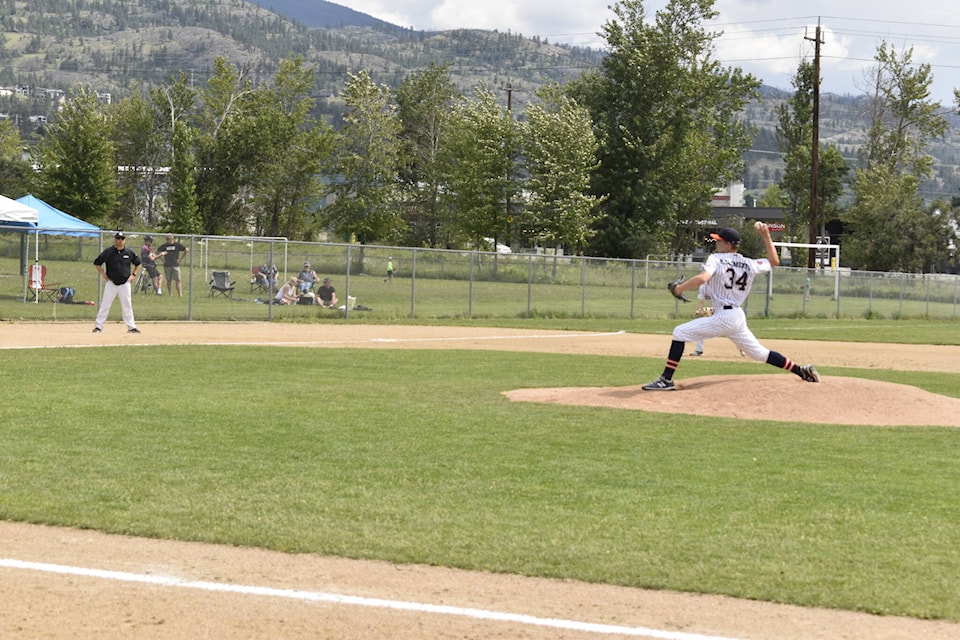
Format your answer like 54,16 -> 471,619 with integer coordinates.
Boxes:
722,305 -> 736,310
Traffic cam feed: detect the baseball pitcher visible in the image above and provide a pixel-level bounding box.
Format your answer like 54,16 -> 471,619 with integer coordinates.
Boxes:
643,224 -> 820,390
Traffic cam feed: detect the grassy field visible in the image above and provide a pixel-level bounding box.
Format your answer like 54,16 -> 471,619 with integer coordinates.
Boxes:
2,339 -> 960,621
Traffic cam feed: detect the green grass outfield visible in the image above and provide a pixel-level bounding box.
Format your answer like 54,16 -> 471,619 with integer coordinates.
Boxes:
2,322 -> 960,622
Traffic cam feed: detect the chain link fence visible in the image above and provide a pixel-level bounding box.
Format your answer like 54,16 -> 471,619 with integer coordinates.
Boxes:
2,228 -> 959,322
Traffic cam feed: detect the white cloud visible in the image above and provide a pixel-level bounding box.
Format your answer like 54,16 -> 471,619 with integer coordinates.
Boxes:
334,0 -> 960,104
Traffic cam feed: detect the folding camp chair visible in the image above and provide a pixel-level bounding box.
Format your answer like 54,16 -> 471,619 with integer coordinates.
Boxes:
208,270 -> 236,299
28,263 -> 61,303
250,266 -> 267,294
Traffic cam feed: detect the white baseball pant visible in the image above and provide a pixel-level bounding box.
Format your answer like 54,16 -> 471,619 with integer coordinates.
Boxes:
95,280 -> 137,330
672,306 -> 769,361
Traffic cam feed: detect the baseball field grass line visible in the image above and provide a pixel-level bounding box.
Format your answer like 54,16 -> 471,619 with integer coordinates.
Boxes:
2,346 -> 960,621
0,558 -> 745,640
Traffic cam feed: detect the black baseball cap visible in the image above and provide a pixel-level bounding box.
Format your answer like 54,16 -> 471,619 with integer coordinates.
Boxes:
114,231 -> 126,239
710,228 -> 740,245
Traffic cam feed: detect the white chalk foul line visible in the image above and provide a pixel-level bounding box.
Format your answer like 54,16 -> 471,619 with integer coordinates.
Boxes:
0,558 -> 741,640
366,329 -> 627,344
1,330 -> 628,350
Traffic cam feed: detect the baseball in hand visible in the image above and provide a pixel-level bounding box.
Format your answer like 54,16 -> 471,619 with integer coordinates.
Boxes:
754,221 -> 765,232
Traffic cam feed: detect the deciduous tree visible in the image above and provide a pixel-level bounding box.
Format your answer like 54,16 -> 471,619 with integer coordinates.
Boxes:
519,85 -> 600,255
323,70 -> 402,249
31,85 -> 119,226
395,63 -> 461,248
844,43 -> 949,271
569,0 -> 760,259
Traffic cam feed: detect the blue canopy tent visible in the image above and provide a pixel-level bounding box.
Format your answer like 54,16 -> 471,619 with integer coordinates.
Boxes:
12,195 -> 100,301
15,194 -> 100,238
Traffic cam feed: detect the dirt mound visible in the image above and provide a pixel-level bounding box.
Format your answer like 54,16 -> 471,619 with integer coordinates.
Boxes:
504,375 -> 960,427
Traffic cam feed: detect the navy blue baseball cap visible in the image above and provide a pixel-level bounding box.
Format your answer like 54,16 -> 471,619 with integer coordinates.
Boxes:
710,228 -> 740,245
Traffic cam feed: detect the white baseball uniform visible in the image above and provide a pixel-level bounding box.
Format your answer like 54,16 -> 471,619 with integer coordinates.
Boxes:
672,251 -> 771,361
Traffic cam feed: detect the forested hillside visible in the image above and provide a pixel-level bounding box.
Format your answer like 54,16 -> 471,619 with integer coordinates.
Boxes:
0,0 -> 598,115
2,0 -> 959,203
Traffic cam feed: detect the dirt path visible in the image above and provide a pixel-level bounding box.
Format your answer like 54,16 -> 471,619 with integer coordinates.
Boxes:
3,322 -> 960,640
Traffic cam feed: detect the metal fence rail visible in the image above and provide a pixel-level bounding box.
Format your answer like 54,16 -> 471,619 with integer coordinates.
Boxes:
2,229 -> 958,322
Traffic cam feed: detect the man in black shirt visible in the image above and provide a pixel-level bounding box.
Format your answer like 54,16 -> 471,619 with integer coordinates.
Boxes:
92,231 -> 141,334
156,233 -> 189,297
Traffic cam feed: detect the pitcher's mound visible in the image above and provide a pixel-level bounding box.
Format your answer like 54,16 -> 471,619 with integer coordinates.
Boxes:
504,375 -> 960,427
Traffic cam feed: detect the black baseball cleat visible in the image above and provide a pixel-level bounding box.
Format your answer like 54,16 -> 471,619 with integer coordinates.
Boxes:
798,365 -> 820,383
642,376 -> 676,391
92,327 -> 102,333
690,350 -> 703,356
128,328 -> 141,334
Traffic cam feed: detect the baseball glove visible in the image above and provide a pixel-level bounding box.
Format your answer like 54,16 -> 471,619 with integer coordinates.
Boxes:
694,306 -> 714,317
667,278 -> 690,303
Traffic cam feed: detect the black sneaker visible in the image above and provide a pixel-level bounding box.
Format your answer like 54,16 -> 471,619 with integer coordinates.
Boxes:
798,365 -> 820,383
690,350 -> 703,356
641,376 -> 676,391
92,327 -> 102,333
128,328 -> 141,334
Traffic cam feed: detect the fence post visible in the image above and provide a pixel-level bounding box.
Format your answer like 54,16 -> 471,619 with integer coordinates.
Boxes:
468,251 -> 475,318
526,254 -> 533,316
410,248 -> 417,318
344,244 -> 352,319
580,256 -> 587,316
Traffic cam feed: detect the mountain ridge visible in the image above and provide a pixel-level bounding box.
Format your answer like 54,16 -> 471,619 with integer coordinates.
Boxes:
2,0 -> 958,200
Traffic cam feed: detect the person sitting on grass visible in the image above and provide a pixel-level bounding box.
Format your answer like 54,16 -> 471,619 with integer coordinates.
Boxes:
316,277 -> 338,308
274,277 -> 299,305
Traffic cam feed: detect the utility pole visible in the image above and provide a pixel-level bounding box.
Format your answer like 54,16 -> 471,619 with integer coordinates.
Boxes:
502,81 -> 515,250
805,21 -> 824,269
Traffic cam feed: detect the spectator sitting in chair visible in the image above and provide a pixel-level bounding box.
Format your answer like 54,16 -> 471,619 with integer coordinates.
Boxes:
316,277 -> 338,308
296,262 -> 318,294
257,262 -> 279,290
274,277 -> 299,305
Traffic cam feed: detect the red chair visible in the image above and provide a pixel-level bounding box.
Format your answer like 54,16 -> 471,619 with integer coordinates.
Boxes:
28,264 -> 61,303
250,266 -> 266,294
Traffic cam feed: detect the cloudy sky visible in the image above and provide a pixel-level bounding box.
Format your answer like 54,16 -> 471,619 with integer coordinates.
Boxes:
332,0 -> 960,105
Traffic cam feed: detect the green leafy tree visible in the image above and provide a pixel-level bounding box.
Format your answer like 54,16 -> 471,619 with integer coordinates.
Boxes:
153,73 -> 202,234
192,57 -> 266,235
776,60 -> 849,252
519,85 -> 601,255
0,118 -> 31,196
441,86 -> 518,251
395,62 -> 461,248
110,84 -> 170,227
31,85 -> 119,226
844,43 -> 949,271
253,56 -> 336,239
166,120 -> 201,235
568,0 -> 760,258
323,70 -> 402,250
